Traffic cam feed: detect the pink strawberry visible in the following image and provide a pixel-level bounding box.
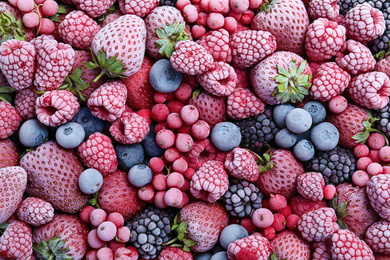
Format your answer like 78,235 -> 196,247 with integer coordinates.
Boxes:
98,170 -> 145,221
0,138 -> 19,168
109,111 -> 150,144
0,166 -> 27,224
158,246 -> 193,260
16,197 -> 54,226
14,87 -> 39,120
58,10 -> 101,50
257,149 -> 305,200
178,201 -> 229,253
296,172 -> 325,201
35,89 -> 80,127
226,87 -> 265,120
77,132 -> 118,176
227,233 -> 271,260
119,0 -> 159,17
190,160 -> 229,203
196,28 -> 232,63
20,141 -> 89,213
197,61 -> 237,96
289,194 -> 327,217
330,229 -> 375,259
32,213 -> 89,260
0,220 -> 33,260
224,147 -> 260,182
251,0 -> 310,56
270,230 -> 311,260
0,101 -> 21,139
0,39 -> 35,90
72,0 -> 116,18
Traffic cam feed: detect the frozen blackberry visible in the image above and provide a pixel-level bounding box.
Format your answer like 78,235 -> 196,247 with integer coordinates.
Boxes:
337,0 -> 366,15
375,100 -> 390,138
127,206 -> 176,259
234,107 -> 280,154
305,146 -> 357,186
368,0 -> 390,54
159,0 -> 177,6
223,178 -> 263,218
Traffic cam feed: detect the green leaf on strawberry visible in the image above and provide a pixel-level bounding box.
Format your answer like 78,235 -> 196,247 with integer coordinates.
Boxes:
156,22 -> 190,58
352,113 -> 389,145
0,12 -> 26,44
260,0 -> 281,13
33,236 -> 72,260
0,85 -> 15,103
60,67 -> 89,103
164,213 -> 197,251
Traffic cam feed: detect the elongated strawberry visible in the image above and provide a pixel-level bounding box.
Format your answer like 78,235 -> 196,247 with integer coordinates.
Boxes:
0,138 -> 19,168
270,230 -> 311,260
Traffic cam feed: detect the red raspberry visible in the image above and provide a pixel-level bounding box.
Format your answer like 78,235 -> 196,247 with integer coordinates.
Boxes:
227,87 -> 265,120
17,197 -> 54,226
197,61 -> 237,96
344,3 -> 385,43
330,229 -> 375,259
109,112 -> 149,144
224,147 -> 260,182
310,62 -> 350,102
158,246 -> 193,260
0,101 -> 21,139
335,39 -> 376,75
77,132 -> 118,176
308,0 -> 340,20
185,138 -> 226,170
365,219 -> 390,254
196,28 -> 232,63
190,160 -> 229,203
312,241 -> 332,260
227,233 -> 271,260
0,39 -> 35,90
305,18 -> 346,62
87,80 -> 127,122
34,40 -> 75,91
296,172 -> 325,201
297,207 -> 338,242
30,34 -> 57,51
0,220 -> 32,259
35,90 -> 80,127
118,0 -> 159,17
366,174 -> 390,221
14,87 -> 39,120
347,71 -> 390,110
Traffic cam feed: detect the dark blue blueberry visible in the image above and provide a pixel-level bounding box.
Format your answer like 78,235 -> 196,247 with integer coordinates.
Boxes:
275,128 -> 298,149
56,122 -> 85,149
72,107 -> 105,137
194,253 -> 213,260
128,164 -> 153,187
210,251 -> 228,260
293,139 -> 315,162
285,108 -> 312,134
19,119 -> 49,148
310,122 -> 339,151
219,224 -> 248,249
149,59 -> 182,93
115,143 -> 145,172
211,122 -> 242,152
272,103 -> 295,128
142,137 -> 164,157
303,101 -> 327,125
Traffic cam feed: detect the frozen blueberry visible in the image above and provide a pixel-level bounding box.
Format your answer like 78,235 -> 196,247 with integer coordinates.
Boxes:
285,108 -> 312,134
56,122 -> 85,149
275,128 -> 298,149
149,59 -> 182,93
194,253 -> 213,260
115,143 -> 145,172
19,119 -> 49,148
273,103 -> 295,128
72,107 -> 105,137
128,164 -> 153,187
210,251 -> 228,260
219,224 -> 249,249
142,137 -> 164,157
303,101 -> 326,125
293,139 -> 315,162
211,122 -> 242,152
310,122 -> 339,151
78,168 -> 103,194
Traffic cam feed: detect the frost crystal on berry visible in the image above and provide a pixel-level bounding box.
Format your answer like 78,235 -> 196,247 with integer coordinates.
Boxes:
224,147 -> 260,182
110,112 -> 150,144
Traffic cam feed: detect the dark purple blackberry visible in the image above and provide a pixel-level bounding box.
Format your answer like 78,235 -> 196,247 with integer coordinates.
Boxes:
223,178 -> 263,218
126,206 -> 176,259
159,0 -> 177,6
375,100 -> 390,138
234,107 -> 280,154
337,0 -> 366,15
368,0 -> 390,55
304,146 -> 357,186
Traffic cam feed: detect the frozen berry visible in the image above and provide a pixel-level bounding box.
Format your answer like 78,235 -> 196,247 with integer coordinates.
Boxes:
352,170 -> 370,187
97,221 -> 117,242
252,208 -> 274,228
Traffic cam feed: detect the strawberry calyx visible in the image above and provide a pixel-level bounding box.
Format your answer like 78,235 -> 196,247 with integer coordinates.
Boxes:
373,41 -> 390,60
0,86 -> 16,103
0,12 -> 26,44
245,148 -> 274,173
83,49 -> 128,82
0,223 -> 8,237
329,195 -> 349,230
59,67 -> 89,103
272,60 -> 312,104
352,111 -> 389,146
163,214 -> 197,252
33,236 -> 72,260
259,0 -> 281,13
156,22 -> 190,59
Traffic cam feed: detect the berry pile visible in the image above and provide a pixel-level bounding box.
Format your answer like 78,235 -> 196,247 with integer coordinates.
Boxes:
2,0 -> 390,259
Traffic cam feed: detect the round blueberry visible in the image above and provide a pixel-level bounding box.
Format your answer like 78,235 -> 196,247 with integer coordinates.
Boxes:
142,137 -> 164,157
210,251 -> 228,260
293,139 -> 315,162
194,253 -> 213,260
303,101 -> 326,125
78,168 -> 103,194
310,122 -> 339,151
115,143 -> 145,172
273,103 -> 295,128
219,224 -> 249,249
149,59 -> 182,93
275,128 -> 298,149
285,108 -> 312,134
19,119 -> 49,148
72,107 -> 105,137
56,122 -> 85,149
128,164 -> 153,187
211,122 -> 242,152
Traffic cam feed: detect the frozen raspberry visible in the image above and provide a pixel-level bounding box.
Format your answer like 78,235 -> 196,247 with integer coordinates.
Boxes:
366,174 -> 390,221
190,160 -> 229,203
224,147 -> 260,182
14,87 -> 39,120
119,0 -> 159,17
17,197 -> 54,226
109,112 -> 149,144
330,229 -> 375,259
227,87 -> 265,120
185,138 -> 226,170
29,34 -> 57,52
77,132 -> 118,176
365,219 -> 390,254
158,246 -> 193,260
296,172 -> 325,201
196,28 -> 232,63
227,233 -> 271,260
312,241 -> 332,260
0,101 -> 21,139
35,90 -> 80,127
308,0 -> 340,20
298,207 -> 339,242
